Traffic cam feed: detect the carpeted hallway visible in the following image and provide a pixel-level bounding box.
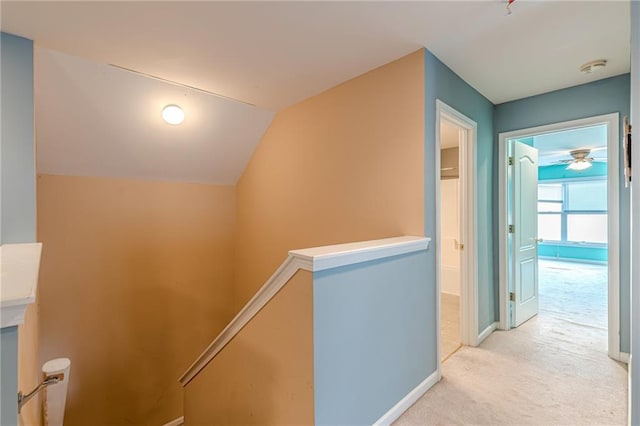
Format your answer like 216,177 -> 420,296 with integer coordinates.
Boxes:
397,259 -> 627,425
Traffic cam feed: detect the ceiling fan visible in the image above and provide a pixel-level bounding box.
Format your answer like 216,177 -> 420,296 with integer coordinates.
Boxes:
554,148 -> 606,171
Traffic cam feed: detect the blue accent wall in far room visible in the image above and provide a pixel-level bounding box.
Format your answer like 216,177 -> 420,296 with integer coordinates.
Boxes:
538,244 -> 607,262
538,162 -> 607,181
425,49 -> 496,335
495,74 -> 631,353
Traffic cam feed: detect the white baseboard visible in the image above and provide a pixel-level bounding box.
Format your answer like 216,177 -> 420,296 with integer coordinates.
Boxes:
373,370 -> 441,426
162,416 -> 184,426
610,350 -> 630,364
477,321 -> 498,345
628,354 -> 632,425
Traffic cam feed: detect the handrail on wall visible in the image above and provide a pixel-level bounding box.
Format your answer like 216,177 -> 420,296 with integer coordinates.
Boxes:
178,235 -> 430,386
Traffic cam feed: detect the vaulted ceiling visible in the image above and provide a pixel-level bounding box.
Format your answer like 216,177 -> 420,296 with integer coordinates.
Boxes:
1,1 -> 630,184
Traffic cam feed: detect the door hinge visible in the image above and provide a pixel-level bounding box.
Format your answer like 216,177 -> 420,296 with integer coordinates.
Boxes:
509,292 -> 515,302
508,224 -> 514,234
508,156 -> 514,166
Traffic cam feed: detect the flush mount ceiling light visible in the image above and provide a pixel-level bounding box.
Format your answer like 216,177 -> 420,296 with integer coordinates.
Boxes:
579,59 -> 607,74
162,104 -> 185,125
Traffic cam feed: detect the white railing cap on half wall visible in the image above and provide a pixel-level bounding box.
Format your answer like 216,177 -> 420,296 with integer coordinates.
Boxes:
179,235 -> 430,386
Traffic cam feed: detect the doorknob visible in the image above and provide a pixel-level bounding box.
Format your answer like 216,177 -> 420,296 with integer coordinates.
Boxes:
530,237 -> 543,243
454,239 -> 464,251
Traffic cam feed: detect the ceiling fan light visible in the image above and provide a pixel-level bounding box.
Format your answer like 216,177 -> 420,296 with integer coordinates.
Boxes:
566,160 -> 593,171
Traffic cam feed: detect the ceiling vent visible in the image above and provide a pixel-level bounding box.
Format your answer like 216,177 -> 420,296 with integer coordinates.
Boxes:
579,59 -> 607,74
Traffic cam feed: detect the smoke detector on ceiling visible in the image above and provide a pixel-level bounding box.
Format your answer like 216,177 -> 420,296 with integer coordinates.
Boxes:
580,59 -> 607,74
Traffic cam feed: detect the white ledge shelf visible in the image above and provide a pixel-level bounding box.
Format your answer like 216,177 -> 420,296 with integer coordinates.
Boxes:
290,236 -> 430,271
180,236 -> 430,386
1,243 -> 43,328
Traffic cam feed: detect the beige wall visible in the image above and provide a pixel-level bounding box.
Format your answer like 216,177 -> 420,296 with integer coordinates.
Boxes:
18,303 -> 41,426
234,50 -> 425,310
184,270 -> 314,425
36,174 -> 236,425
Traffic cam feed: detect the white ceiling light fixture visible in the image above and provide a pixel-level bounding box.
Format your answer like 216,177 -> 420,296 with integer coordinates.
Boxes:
566,160 -> 593,171
162,104 -> 185,125
579,59 -> 607,74
565,149 -> 594,171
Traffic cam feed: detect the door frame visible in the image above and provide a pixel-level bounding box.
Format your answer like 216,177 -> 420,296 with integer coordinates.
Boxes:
498,113 -> 621,361
435,100 -> 478,369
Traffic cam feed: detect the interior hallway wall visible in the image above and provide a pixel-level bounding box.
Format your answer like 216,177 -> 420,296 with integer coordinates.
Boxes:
0,31 -> 40,426
494,74 -> 631,353
36,174 -> 236,425
234,50 -> 425,311
425,49 -> 496,335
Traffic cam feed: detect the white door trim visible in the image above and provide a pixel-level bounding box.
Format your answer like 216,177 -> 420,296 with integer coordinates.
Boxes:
435,100 -> 479,374
498,113 -> 621,361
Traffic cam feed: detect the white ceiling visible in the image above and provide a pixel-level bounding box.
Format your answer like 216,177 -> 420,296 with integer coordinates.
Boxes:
1,1 -> 631,184
35,48 -> 274,184
3,1 -> 630,109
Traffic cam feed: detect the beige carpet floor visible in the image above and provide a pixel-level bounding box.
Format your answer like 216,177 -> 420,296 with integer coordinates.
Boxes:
395,313 -> 628,425
441,293 -> 461,361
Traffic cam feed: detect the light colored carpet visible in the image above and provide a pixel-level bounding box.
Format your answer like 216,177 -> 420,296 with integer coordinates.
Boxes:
441,293 -> 461,361
396,259 -> 626,425
539,259 -> 607,329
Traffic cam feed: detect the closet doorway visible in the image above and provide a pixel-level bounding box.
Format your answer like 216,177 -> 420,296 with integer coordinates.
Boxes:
435,100 -> 479,368
439,120 -> 462,360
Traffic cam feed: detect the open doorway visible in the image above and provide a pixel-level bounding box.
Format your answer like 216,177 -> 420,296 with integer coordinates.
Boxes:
435,100 -> 479,369
439,120 -> 462,361
498,113 -> 622,361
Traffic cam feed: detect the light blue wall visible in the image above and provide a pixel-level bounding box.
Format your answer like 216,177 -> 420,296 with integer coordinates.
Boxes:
313,250 -> 431,425
1,32 -> 35,244
425,49 -> 496,333
0,32 -> 35,426
0,327 -> 18,426
495,74 -> 631,353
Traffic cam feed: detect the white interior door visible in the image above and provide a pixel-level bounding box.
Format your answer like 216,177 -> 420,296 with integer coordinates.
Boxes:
511,141 -> 539,327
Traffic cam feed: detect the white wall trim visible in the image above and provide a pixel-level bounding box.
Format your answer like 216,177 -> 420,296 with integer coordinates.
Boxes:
161,416 -> 184,426
0,243 -> 43,328
630,5 -> 640,426
179,236 -> 430,386
619,352 -> 630,364
372,369 -> 441,426
629,353 -> 633,426
477,321 -> 498,345
289,236 -> 430,272
498,114 -> 621,361
435,99 -> 479,368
